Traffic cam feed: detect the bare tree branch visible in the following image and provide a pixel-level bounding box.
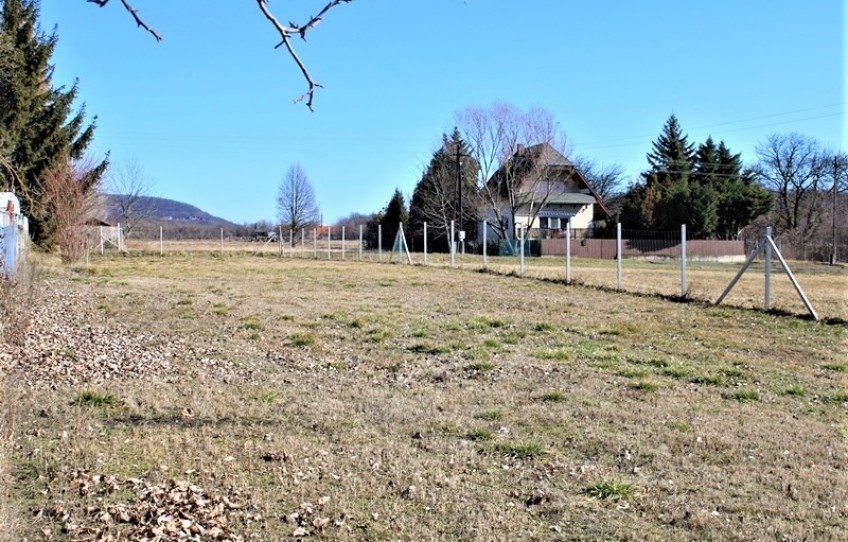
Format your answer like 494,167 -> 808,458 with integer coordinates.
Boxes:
107,158 -> 156,238
256,0 -> 351,111
86,0 -> 352,110
87,0 -> 163,42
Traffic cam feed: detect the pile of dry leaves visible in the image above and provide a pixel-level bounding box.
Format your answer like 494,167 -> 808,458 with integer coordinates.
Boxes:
38,471 -> 259,541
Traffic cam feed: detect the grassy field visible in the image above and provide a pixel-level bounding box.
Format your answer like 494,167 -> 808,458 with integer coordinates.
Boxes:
121,239 -> 848,321
1,254 -> 846,541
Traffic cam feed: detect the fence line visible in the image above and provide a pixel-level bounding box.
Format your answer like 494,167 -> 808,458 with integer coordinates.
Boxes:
80,221 -> 843,320
110,222 -> 835,267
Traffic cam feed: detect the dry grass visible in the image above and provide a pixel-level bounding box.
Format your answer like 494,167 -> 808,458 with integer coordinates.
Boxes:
0,263 -> 42,542
2,253 -> 847,541
114,243 -> 848,321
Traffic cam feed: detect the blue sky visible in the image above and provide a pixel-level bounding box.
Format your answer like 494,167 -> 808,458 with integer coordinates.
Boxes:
38,0 -> 845,225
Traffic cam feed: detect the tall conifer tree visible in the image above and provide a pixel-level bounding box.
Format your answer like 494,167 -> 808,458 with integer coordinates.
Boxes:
0,0 -> 106,242
409,129 -> 479,251
621,115 -> 771,235
621,115 -> 696,230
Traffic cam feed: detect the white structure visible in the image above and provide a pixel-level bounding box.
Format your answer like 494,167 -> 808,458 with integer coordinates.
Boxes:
1,192 -> 28,276
0,192 -> 21,226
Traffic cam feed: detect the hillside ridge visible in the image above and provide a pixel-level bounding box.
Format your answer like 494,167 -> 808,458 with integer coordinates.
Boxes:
102,194 -> 236,227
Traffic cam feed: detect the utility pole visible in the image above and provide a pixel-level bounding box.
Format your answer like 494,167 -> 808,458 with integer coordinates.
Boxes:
456,139 -> 464,254
832,156 -> 840,265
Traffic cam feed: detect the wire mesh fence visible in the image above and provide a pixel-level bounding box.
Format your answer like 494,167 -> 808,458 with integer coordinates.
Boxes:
80,221 -> 846,321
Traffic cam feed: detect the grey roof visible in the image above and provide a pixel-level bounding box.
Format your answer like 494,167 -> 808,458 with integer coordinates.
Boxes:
521,143 -> 573,167
545,193 -> 597,205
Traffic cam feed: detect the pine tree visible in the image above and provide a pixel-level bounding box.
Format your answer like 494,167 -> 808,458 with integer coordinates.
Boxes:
621,114 -> 696,230
687,136 -> 721,234
644,114 -> 695,188
366,188 -> 409,251
713,140 -> 771,238
0,0 -> 106,242
622,117 -> 771,237
409,129 -> 479,252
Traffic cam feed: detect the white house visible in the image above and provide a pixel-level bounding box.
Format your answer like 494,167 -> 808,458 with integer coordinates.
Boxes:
481,143 -> 610,240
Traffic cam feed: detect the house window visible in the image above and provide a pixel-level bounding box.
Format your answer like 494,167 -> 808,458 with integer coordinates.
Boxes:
539,217 -> 549,229
549,217 -> 561,230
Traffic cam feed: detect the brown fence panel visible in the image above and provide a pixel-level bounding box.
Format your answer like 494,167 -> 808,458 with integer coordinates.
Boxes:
541,238 -> 744,259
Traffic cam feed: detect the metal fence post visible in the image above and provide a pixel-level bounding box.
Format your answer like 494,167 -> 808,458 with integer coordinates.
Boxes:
680,224 -> 687,297
423,222 -> 428,266
764,226 -> 772,309
565,218 -> 572,284
359,225 -> 363,261
616,222 -> 622,291
519,225 -> 525,276
220,227 -> 224,257
301,229 -> 305,258
160,226 -> 163,257
327,227 -> 332,260
450,220 -> 456,267
313,228 -> 317,259
378,225 -> 382,262
482,220 -> 487,269
342,226 -> 346,260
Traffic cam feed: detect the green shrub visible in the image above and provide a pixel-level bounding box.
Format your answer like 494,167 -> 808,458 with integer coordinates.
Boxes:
587,480 -> 637,501
71,391 -> 117,408
493,441 -> 545,459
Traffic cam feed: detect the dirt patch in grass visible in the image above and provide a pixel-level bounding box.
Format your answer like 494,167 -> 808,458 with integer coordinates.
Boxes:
2,254 -> 847,541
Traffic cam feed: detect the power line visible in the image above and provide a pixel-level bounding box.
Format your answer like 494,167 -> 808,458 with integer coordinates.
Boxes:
575,103 -> 846,151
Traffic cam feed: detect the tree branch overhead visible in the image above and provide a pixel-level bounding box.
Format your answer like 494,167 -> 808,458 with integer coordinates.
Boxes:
87,0 -> 163,42
87,0 -> 353,110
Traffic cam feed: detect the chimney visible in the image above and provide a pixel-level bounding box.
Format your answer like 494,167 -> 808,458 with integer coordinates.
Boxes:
516,144 -> 525,155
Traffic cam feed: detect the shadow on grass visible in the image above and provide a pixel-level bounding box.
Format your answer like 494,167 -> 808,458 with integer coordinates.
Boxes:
105,414 -> 286,429
473,266 -> 845,326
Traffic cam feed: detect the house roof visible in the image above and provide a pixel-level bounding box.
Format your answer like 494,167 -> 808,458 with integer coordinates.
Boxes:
489,143 -> 612,219
85,218 -> 113,227
521,143 -> 574,167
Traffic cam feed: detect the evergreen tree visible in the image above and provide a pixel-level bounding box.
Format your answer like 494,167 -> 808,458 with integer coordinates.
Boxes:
366,188 -> 408,251
692,138 -> 770,238
381,188 -> 408,251
0,0 -> 106,242
621,115 -> 696,230
646,115 -> 696,230
409,129 -> 479,252
686,136 -> 721,233
714,141 -> 771,238
644,114 -> 695,188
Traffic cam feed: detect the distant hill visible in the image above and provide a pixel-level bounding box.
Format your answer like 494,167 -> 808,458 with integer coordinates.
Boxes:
102,194 -> 237,227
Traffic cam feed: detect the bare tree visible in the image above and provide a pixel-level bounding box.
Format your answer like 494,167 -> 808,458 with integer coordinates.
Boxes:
41,157 -> 103,263
754,133 -> 829,243
107,158 -> 156,238
572,156 -> 626,201
277,164 -> 320,240
334,211 -> 374,234
455,103 -> 569,240
87,0 -> 352,110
